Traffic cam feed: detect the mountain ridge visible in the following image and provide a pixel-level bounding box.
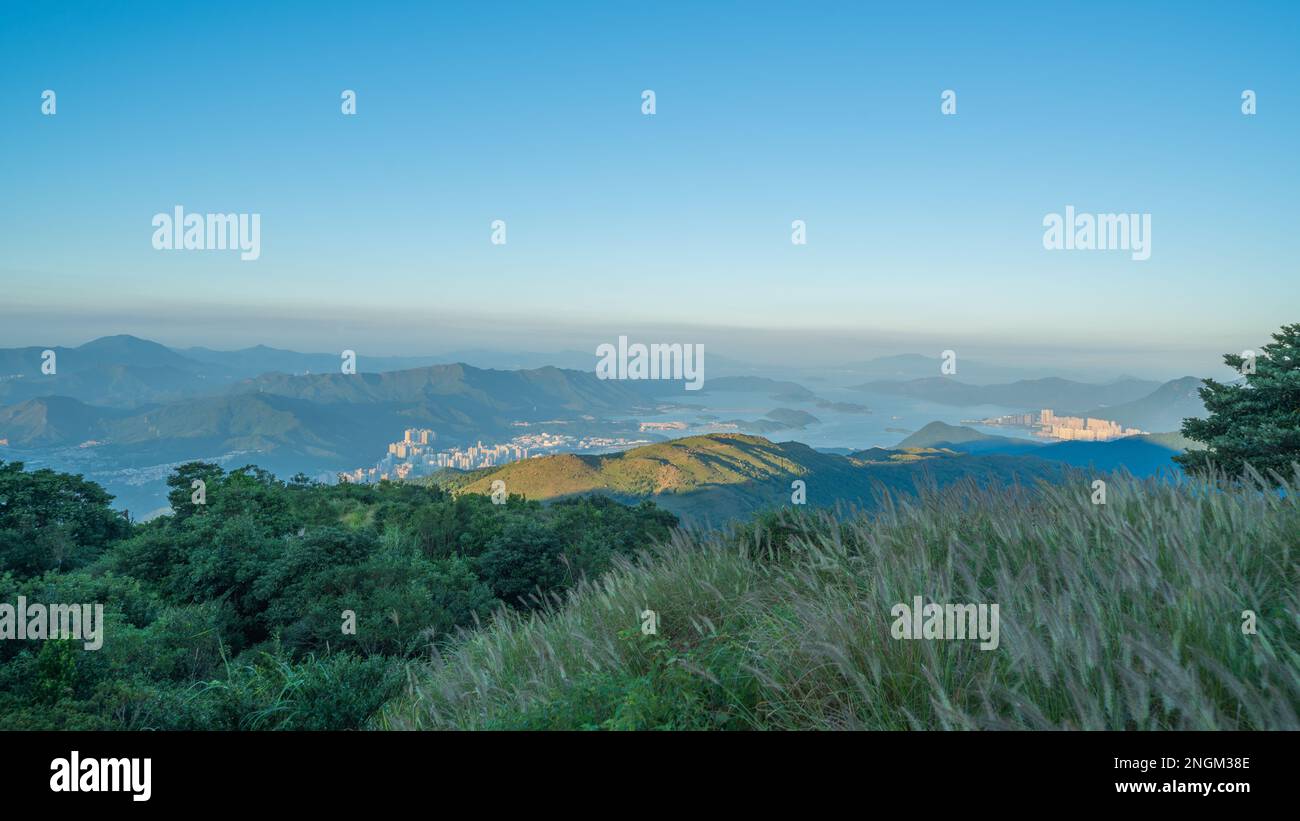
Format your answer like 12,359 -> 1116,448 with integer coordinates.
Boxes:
1071,376 -> 1205,431
853,376 -> 1162,409
452,432 -> 1071,522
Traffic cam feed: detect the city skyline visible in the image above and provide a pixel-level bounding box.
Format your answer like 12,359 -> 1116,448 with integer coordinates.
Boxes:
343,426 -> 651,483
971,409 -> 1147,442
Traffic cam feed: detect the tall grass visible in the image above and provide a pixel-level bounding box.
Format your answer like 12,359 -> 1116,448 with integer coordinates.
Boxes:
378,469 -> 1300,730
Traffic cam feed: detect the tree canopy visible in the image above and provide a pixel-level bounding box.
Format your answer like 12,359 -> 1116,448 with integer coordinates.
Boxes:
0,460 -> 676,729
1176,322 -> 1300,480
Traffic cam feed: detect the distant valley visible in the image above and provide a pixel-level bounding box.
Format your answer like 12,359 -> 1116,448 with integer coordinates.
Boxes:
0,336 -> 1207,517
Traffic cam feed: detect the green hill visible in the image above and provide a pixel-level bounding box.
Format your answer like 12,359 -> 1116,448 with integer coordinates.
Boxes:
0,396 -> 128,446
458,432 -> 1068,522
896,421 -> 1016,448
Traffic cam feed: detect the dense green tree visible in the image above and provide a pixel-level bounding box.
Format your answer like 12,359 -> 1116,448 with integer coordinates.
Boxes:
165,461 -> 226,520
0,458 -> 679,730
0,461 -> 127,577
548,496 -> 677,583
1177,323 -> 1300,479
476,516 -> 566,605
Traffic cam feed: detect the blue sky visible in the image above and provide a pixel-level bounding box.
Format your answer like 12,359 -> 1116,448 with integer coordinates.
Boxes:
1,1 -> 1296,375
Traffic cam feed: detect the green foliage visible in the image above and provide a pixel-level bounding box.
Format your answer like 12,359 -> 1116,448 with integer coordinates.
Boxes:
1177,322 -> 1300,479
485,629 -> 757,730
165,461 -> 226,521
182,645 -> 406,731
0,460 -> 127,577
476,516 -> 566,604
0,459 -> 677,729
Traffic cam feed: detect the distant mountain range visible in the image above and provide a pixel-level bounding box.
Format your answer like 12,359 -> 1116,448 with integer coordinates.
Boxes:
2,337 -> 1200,424
836,354 -> 1057,385
450,432 -> 1073,523
0,336 -> 782,409
0,336 -> 638,408
233,362 -> 652,409
176,344 -> 452,377
831,353 -> 1178,385
0,336 -> 428,408
0,363 -> 656,463
1072,376 -> 1206,432
0,336 -> 219,407
853,376 -> 1163,410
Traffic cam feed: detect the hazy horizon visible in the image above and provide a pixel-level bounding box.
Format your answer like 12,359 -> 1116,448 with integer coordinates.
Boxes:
0,322 -> 1249,383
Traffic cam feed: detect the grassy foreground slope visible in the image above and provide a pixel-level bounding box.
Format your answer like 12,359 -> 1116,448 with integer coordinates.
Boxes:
381,470 -> 1299,730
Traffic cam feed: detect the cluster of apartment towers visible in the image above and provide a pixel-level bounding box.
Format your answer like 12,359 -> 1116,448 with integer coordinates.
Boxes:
1029,409 -> 1145,441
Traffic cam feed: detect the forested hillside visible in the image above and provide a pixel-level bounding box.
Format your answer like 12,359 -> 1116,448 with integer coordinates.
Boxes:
0,460 -> 674,729
454,432 -> 1071,521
